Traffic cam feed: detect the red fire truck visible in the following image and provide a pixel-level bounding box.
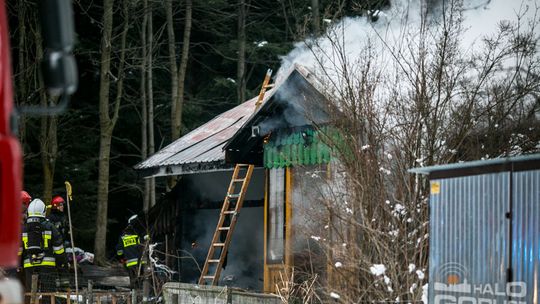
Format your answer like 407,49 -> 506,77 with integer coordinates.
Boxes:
0,0 -> 77,298
0,0 -> 23,270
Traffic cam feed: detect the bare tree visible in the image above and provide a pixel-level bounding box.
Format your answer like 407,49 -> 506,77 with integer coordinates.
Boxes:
141,0 -> 150,211
147,1 -> 156,209
237,0 -> 246,104
169,0 -> 192,140
35,24 -> 57,204
95,0 -> 130,264
311,0 -> 320,34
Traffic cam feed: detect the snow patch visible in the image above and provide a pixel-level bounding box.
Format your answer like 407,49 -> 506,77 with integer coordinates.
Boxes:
254,41 -> 268,47
416,269 -> 425,280
370,264 -> 386,276
330,292 -> 340,299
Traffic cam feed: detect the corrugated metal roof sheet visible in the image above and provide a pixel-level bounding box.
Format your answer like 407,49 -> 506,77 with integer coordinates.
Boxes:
134,91 -> 273,175
409,154 -> 540,175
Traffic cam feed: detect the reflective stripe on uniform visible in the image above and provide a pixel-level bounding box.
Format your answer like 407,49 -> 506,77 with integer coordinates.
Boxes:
22,234 -> 28,249
117,250 -> 123,256
122,235 -> 139,247
28,213 -> 45,217
126,258 -> 139,267
53,246 -> 65,254
23,257 -> 56,268
43,232 -> 52,248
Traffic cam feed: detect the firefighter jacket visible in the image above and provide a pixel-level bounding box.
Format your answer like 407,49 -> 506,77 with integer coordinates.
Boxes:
48,210 -> 69,243
116,230 -> 144,268
20,217 -> 68,269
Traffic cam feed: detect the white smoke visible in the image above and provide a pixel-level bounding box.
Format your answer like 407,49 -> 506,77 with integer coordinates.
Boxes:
275,0 -> 539,156
277,0 -> 539,95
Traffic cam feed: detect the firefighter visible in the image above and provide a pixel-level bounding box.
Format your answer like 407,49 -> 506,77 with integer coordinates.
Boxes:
21,191 -> 32,222
18,191 -> 32,278
21,191 -> 31,212
5,191 -> 32,285
47,195 -> 69,246
116,215 -> 146,290
20,199 -> 69,298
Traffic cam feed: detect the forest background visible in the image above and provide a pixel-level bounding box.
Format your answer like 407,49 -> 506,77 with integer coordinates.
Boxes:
7,0 -> 391,260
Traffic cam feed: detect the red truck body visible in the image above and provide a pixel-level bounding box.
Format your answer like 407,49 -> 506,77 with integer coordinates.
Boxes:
0,0 -> 23,268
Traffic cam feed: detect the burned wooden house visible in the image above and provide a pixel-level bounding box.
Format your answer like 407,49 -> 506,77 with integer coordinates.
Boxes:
135,65 -> 339,293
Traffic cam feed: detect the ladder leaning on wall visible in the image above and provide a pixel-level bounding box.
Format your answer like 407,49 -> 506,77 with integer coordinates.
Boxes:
198,69 -> 273,286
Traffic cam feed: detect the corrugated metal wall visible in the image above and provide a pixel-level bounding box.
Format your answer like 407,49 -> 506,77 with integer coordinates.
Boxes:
429,172 -> 510,303
512,170 -> 540,303
429,168 -> 539,303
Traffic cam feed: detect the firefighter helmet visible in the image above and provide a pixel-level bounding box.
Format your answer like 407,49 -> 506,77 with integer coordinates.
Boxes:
51,195 -> 65,208
128,214 -> 138,225
27,199 -> 46,217
21,191 -> 32,206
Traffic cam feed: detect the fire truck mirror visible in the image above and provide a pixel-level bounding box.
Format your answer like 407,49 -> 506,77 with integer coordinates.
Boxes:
42,51 -> 78,97
20,0 -> 78,116
39,0 -> 75,52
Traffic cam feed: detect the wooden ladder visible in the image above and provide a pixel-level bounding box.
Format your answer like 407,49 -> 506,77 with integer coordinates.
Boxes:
198,69 -> 273,286
198,163 -> 254,285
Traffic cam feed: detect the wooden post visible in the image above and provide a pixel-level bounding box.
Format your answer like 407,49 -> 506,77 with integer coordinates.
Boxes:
131,289 -> 137,304
112,295 -> 117,304
50,295 -> 54,304
87,280 -> 93,304
67,290 -> 71,304
30,274 -> 38,304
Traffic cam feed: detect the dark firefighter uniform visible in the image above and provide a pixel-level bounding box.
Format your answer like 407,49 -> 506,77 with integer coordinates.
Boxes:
48,210 -> 69,245
20,216 -> 68,293
116,229 -> 145,289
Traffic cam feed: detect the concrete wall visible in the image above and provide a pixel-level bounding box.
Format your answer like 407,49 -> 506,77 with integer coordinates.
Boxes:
163,283 -> 280,304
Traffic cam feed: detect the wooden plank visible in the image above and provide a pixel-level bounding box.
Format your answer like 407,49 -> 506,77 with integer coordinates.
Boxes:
285,167 -> 293,269
263,168 -> 269,292
30,274 -> 38,304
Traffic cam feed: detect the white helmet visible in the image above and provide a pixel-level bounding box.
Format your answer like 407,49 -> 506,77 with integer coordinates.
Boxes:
27,199 -> 46,217
128,214 -> 138,225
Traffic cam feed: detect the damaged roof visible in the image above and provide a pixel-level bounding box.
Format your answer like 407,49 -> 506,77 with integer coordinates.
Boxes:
134,92 -> 273,177
224,65 -> 331,164
135,64 -> 329,177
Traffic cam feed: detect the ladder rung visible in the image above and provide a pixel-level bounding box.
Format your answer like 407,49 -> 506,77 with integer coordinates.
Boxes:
208,259 -> 220,263
237,164 -> 250,167
264,84 -> 274,88
213,243 -> 225,247
218,227 -> 230,231
223,211 -> 236,215
227,194 -> 240,198
202,276 -> 215,280
233,179 -> 245,182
